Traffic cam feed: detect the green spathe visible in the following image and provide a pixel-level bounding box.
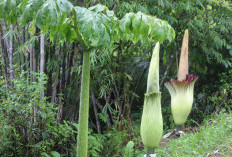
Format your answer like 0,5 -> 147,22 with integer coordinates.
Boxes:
141,92 -> 163,148
140,42 -> 163,149
165,80 -> 197,125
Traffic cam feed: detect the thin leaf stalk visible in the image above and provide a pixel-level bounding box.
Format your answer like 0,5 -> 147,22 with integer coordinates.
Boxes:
72,9 -> 88,51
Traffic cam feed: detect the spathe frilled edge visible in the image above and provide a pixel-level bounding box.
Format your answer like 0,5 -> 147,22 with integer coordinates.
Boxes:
165,74 -> 198,99
165,74 -> 198,87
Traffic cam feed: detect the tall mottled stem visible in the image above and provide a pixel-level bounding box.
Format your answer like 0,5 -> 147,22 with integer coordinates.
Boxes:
77,50 -> 90,157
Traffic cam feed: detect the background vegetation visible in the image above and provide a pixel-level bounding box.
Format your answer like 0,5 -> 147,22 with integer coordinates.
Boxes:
0,0 -> 231,156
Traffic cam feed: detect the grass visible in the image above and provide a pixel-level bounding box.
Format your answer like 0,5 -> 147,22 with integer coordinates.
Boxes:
154,111 -> 232,157
100,111 -> 232,157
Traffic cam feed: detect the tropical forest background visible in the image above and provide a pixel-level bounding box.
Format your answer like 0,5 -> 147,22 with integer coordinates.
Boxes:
0,0 -> 231,156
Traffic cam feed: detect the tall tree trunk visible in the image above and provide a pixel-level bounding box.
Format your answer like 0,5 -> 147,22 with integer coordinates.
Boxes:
46,46 -> 53,101
106,88 -> 113,121
46,70 -> 53,101
61,44 -> 66,89
65,50 -> 70,87
21,26 -> 26,71
33,45 -> 37,124
51,62 -> 60,104
91,91 -> 101,134
29,33 -> 37,124
0,24 -> 8,84
73,46 -> 78,70
32,45 -> 36,81
30,43 -> 33,82
40,33 -> 45,97
1,19 -> 9,57
66,44 -> 75,86
57,75 -> 63,123
2,20 -> 14,85
8,24 -> 14,85
51,46 -> 63,103
40,34 -> 45,75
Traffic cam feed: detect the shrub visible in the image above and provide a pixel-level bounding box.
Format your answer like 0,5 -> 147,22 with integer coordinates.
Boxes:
0,72 -> 77,156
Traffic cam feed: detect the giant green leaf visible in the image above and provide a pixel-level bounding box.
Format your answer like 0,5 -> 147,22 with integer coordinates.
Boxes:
20,0 -> 44,25
119,13 -> 133,41
119,12 -> 175,43
74,5 -> 114,48
57,0 -> 73,14
35,0 -> 58,31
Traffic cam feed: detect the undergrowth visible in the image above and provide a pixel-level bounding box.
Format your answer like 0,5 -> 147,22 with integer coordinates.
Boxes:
101,111 -> 232,157
156,111 -> 232,157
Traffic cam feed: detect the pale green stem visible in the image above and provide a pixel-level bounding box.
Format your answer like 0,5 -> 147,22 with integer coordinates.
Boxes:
77,50 -> 90,157
146,147 -> 153,157
176,125 -> 182,132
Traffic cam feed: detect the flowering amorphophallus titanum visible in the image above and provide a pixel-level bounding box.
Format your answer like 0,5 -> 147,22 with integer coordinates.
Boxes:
165,30 -> 198,133
140,42 -> 163,155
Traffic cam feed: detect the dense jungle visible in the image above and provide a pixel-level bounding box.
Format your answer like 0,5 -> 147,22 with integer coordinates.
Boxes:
0,0 -> 231,157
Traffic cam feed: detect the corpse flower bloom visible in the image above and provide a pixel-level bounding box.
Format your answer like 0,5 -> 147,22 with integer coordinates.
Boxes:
165,29 -> 198,126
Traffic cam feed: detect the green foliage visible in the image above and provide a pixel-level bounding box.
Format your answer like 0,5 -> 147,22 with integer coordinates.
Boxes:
74,4 -> 116,49
1,0 -> 231,156
88,133 -> 105,157
156,111 -> 232,156
20,0 -> 74,42
73,4 -> 175,50
57,0 -> 73,14
119,12 -> 175,43
20,0 -> 45,25
35,0 -> 73,32
50,151 -> 61,157
97,119 -> 144,157
196,69 -> 232,116
101,128 -> 130,156
0,0 -> 21,24
111,0 -> 232,68
122,141 -> 135,157
73,3 -> 175,156
0,72 -> 77,156
35,0 -> 59,30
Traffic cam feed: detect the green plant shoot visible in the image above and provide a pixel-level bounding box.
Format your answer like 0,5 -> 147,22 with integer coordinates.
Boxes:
140,42 -> 163,150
